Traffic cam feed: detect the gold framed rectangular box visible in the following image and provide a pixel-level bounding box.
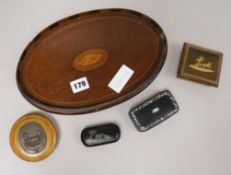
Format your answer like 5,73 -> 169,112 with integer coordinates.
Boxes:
178,43 -> 223,87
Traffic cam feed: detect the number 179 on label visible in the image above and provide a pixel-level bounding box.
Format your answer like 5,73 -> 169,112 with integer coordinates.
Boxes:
70,77 -> 90,93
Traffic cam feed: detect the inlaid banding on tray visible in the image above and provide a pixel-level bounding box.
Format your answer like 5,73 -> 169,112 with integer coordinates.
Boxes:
16,8 -> 167,114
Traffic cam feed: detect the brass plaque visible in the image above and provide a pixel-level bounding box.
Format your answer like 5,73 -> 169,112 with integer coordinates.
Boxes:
178,43 -> 223,87
10,113 -> 57,162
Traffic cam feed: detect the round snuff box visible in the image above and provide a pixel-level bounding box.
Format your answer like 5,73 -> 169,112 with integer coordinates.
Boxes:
10,113 -> 57,162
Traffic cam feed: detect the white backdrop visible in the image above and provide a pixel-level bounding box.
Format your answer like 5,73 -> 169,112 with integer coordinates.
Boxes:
0,0 -> 231,175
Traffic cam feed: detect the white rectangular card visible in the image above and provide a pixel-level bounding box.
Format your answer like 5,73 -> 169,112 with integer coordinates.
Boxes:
70,77 -> 89,94
108,65 -> 134,93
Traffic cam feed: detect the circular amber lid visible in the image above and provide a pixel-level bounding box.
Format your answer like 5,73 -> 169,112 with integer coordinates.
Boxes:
10,113 -> 57,162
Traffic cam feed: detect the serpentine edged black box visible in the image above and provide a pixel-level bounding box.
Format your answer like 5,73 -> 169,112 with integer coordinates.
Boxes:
129,90 -> 179,132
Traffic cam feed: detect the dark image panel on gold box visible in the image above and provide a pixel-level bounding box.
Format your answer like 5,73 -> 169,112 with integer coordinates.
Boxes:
178,43 -> 223,87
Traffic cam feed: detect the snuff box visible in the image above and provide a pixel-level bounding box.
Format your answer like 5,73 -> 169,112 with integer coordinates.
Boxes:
129,90 -> 179,132
10,113 -> 57,162
81,123 -> 120,147
17,9 -> 167,114
178,43 -> 223,87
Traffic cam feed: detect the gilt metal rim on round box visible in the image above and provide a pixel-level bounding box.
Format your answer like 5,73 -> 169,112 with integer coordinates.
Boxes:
10,113 -> 57,162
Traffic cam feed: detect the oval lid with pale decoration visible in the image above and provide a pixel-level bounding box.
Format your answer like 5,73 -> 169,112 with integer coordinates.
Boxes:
17,9 -> 167,114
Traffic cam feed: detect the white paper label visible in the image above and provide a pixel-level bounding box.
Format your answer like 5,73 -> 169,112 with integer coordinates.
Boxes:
108,65 -> 134,93
70,77 -> 89,93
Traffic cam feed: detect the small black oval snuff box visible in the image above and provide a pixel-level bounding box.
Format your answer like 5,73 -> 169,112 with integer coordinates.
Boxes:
81,123 -> 120,147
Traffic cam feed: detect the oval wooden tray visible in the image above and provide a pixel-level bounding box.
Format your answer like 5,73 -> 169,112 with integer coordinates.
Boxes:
17,9 -> 167,114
